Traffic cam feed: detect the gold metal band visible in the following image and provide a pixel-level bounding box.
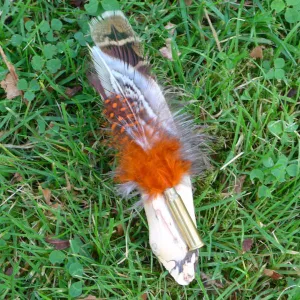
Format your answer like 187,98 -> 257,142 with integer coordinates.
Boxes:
164,188 -> 204,251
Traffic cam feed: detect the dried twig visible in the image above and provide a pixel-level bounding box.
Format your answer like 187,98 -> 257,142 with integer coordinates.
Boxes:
1,142 -> 36,149
204,8 -> 222,52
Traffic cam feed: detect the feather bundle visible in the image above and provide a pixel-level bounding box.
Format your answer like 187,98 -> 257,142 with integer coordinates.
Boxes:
88,11 -> 209,285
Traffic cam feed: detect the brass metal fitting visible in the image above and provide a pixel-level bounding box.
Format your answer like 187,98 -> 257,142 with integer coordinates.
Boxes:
164,188 -> 204,251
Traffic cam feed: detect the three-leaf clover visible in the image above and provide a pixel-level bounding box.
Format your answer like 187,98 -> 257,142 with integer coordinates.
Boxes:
17,78 -> 40,101
265,58 -> 286,80
285,0 -> 300,23
271,0 -> 300,23
39,18 -> 62,41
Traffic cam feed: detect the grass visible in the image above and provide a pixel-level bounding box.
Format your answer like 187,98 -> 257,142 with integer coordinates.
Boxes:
0,0 -> 299,299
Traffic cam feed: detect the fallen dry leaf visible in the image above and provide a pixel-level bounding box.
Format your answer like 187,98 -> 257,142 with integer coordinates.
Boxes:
141,293 -> 148,300
5,267 -> 13,276
11,172 -> 23,183
65,85 -> 82,97
164,22 -> 176,36
80,296 -> 100,300
242,238 -> 253,252
234,175 -> 246,194
159,38 -> 181,61
159,47 -> 173,61
200,272 -> 224,289
0,46 -> 18,80
70,0 -> 85,7
65,173 -> 72,191
115,224 -> 124,236
0,46 -> 21,99
51,203 -> 61,209
184,0 -> 193,5
263,269 -> 282,280
46,237 -> 70,250
1,73 -> 21,99
250,46 -> 264,59
41,187 -> 51,204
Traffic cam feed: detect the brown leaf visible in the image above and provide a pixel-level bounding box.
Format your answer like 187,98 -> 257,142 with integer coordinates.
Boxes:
263,269 -> 282,280
242,238 -> 253,252
65,86 -> 82,97
141,293 -> 148,300
46,237 -> 70,250
0,73 -> 21,99
51,203 -> 61,209
0,46 -> 18,81
11,172 -> 23,183
250,46 -> 264,59
184,0 -> 193,5
200,272 -> 224,288
0,46 -> 21,100
65,173 -> 72,191
234,175 -> 246,194
41,188 -> 52,204
115,224 -> 124,236
164,22 -> 176,36
5,267 -> 13,276
70,0 -> 85,7
159,38 -> 181,61
159,47 -> 173,61
80,296 -> 103,300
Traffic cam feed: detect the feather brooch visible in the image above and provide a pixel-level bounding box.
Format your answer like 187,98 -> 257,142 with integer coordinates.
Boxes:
88,11 -> 209,285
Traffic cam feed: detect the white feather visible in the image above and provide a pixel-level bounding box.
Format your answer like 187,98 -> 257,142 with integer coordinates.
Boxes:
89,45 -> 125,97
101,10 -> 126,20
91,50 -> 175,132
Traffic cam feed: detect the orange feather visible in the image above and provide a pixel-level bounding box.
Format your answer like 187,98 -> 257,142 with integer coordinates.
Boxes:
103,94 -> 191,197
116,136 -> 191,197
